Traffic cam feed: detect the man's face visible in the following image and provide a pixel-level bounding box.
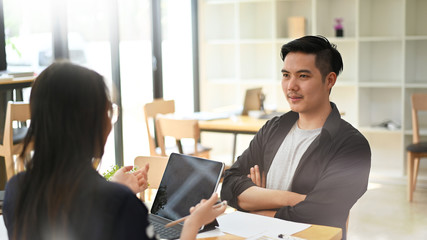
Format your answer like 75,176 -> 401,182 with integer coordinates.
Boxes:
281,52 -> 333,116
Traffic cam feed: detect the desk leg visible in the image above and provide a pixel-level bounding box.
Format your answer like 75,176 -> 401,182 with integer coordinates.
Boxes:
15,88 -> 24,101
0,90 -> 8,189
232,133 -> 237,164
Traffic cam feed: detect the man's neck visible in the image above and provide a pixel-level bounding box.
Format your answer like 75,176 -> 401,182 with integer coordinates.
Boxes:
297,103 -> 332,130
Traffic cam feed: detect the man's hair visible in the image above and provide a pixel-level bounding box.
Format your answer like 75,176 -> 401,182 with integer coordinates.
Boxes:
280,35 -> 343,81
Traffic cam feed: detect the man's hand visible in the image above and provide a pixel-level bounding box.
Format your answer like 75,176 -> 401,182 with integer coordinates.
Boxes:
247,165 -> 266,188
111,164 -> 149,194
238,165 -> 307,211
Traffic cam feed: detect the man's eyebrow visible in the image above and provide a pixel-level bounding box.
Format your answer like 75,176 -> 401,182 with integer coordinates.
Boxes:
281,69 -> 312,73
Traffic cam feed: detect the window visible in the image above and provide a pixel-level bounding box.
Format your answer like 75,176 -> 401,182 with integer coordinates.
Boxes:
1,0 -> 198,172
118,0 -> 154,164
4,0 -> 52,73
161,0 -> 195,114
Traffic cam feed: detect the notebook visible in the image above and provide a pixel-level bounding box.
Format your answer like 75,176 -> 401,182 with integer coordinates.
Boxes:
148,153 -> 225,239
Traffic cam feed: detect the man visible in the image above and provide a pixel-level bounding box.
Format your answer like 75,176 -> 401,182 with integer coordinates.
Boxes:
221,36 -> 371,239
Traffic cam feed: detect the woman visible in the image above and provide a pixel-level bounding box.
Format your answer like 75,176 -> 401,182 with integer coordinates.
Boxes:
2,61 -> 226,240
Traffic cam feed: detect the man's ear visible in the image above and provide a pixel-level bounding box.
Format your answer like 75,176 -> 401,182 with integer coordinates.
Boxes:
326,72 -> 337,89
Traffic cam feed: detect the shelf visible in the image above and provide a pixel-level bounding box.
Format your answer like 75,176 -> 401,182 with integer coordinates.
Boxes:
330,85 -> 357,126
404,83 -> 427,88
239,43 -> 275,79
201,82 -> 241,111
324,37 -> 357,43
235,78 -> 279,84
359,37 -> 404,42
358,82 -> 402,88
207,38 -> 278,44
334,81 -> 357,87
205,0 -> 237,3
204,78 -> 239,84
359,127 -> 402,134
404,129 -> 427,136
363,132 -> 404,175
316,0 -> 356,38
276,38 -> 302,43
199,0 -> 427,179
239,39 -> 276,44
406,0 -> 427,36
203,2 -> 236,40
359,0 -> 404,38
206,40 -> 237,45
405,39 -> 427,84
205,44 -> 236,79
204,80 -> 274,88
275,0 -> 312,38
358,88 -> 402,130
239,1 -> 274,39
336,41 -> 356,81
359,40 -> 403,84
405,36 -> 427,41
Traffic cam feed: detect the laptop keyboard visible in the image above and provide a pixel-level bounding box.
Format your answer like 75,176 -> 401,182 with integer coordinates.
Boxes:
149,215 -> 182,240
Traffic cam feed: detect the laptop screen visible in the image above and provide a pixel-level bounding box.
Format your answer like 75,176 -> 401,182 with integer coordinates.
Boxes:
242,87 -> 262,116
150,153 -> 224,221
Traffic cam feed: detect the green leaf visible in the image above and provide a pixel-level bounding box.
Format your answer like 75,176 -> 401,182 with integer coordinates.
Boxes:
102,165 -> 120,181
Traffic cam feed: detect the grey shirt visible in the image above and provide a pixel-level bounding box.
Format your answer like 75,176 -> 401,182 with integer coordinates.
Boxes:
267,123 -> 321,191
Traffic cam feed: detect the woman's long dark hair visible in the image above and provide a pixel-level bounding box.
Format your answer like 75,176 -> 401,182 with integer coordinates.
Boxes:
13,61 -> 112,239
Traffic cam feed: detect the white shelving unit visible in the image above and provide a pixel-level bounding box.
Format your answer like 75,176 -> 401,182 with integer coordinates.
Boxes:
198,0 -> 427,180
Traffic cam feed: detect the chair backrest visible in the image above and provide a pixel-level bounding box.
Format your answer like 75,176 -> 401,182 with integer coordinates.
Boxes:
155,117 -> 200,156
2,102 -> 31,180
411,93 -> 427,143
134,155 -> 169,200
143,99 -> 175,156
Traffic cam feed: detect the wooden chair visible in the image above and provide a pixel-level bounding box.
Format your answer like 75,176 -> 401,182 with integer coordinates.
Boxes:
0,102 -> 32,181
407,93 -> 427,202
134,155 -> 169,202
155,116 -> 211,159
346,214 -> 349,238
143,99 -> 175,156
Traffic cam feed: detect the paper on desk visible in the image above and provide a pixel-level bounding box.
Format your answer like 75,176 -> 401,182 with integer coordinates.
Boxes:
196,228 -> 225,239
217,211 -> 310,238
246,232 -> 305,240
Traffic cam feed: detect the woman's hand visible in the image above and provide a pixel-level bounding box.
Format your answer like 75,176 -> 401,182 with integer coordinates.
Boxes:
180,193 -> 227,240
111,164 -> 149,194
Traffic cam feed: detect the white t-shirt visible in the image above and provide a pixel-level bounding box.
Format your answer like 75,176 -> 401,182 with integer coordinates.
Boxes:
266,122 -> 321,191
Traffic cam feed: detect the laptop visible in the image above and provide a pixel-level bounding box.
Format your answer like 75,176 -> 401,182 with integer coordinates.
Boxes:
241,87 -> 263,116
148,153 -> 225,239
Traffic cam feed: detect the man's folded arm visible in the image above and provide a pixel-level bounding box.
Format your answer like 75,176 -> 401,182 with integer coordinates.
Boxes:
274,138 -> 371,227
237,186 -> 306,211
